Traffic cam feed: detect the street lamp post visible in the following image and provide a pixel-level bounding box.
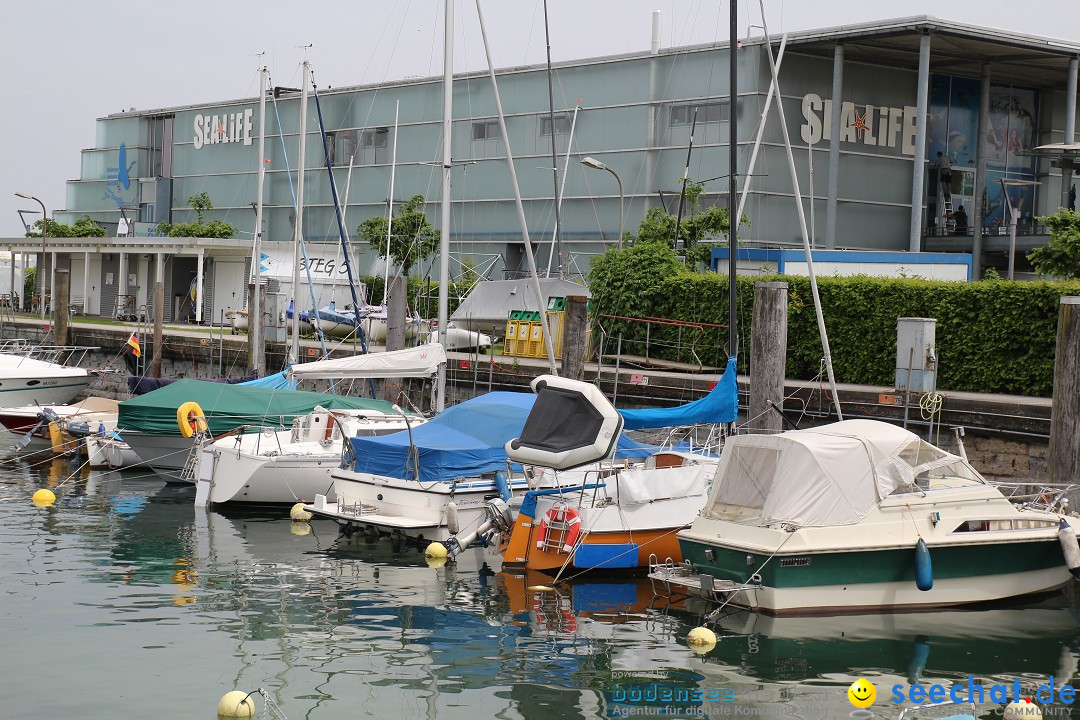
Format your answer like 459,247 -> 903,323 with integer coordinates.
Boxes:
581,156 -> 624,250
14,192 -> 46,320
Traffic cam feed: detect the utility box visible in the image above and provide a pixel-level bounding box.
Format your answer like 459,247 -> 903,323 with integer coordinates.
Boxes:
264,292 -> 288,343
896,317 -> 937,393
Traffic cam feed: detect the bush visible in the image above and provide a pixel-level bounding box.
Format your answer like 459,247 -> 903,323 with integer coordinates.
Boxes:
591,267 -> 1080,397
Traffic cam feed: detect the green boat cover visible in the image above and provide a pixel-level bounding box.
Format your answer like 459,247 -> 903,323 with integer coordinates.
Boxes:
117,379 -> 395,435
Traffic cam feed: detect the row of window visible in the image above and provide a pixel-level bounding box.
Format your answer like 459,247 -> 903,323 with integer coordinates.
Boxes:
326,102 -> 729,165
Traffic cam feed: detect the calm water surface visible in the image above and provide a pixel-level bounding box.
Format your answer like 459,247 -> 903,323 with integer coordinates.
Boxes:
2,458 -> 1079,719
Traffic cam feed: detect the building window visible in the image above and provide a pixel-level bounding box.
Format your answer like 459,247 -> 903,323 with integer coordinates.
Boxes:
331,128 -> 387,166
671,100 -> 729,126
472,121 -> 499,141
362,128 -> 388,149
540,114 -> 568,136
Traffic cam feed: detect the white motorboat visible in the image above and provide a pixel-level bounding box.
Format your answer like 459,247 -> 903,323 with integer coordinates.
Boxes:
0,396 -> 119,453
0,342 -> 97,408
305,390 -> 662,547
195,343 -> 447,506
196,407 -> 420,505
656,419 -> 1080,615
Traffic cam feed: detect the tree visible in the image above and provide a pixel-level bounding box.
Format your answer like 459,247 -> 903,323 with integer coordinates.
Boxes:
26,215 -> 106,238
632,181 -> 747,269
156,193 -> 235,238
1029,210 -> 1080,280
356,195 -> 439,277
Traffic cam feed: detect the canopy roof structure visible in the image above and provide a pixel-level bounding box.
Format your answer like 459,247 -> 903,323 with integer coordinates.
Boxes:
348,391 -> 657,484
450,279 -> 589,327
118,380 -> 395,435
290,343 -> 446,381
705,419 -> 983,527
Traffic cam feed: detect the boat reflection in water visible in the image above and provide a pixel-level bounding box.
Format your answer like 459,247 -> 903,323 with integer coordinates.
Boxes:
6,461 -> 1080,720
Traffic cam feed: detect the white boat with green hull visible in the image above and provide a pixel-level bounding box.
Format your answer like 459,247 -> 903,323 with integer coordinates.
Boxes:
654,419 -> 1080,615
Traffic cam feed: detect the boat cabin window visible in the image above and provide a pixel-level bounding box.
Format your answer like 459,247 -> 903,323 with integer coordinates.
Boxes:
705,445 -> 778,523
952,518 -> 1056,532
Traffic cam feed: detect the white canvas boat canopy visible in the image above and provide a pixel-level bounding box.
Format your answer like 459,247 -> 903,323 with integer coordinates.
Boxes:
704,419 -> 983,527
289,343 -> 446,381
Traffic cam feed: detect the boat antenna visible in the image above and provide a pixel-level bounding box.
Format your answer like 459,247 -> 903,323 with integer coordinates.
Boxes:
542,0 -> 564,277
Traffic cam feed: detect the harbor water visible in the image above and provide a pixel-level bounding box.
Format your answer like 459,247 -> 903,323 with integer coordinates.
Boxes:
3,458 -> 1079,719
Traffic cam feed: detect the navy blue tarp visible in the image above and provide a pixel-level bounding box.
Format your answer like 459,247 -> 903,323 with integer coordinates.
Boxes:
349,391 -> 658,484
618,356 -> 738,430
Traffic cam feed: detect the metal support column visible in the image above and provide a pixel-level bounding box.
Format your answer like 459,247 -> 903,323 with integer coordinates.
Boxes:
973,64 -> 991,279
909,33 -> 932,252
195,248 -> 204,324
825,43 -> 844,250
1062,56 -> 1078,210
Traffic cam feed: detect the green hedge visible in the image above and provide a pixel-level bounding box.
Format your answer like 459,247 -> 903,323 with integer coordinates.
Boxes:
602,273 -> 1080,398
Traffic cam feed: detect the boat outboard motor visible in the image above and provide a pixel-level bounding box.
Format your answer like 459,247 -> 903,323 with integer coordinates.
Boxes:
441,498 -> 514,559
66,421 -> 92,439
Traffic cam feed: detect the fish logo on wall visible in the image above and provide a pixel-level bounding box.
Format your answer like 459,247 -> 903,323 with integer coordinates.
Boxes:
104,142 -> 137,208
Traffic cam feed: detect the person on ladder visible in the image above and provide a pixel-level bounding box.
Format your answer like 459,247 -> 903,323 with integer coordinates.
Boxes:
936,151 -> 953,200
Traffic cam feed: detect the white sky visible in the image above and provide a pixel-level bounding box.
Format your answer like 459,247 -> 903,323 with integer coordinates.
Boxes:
1,0 -> 1078,237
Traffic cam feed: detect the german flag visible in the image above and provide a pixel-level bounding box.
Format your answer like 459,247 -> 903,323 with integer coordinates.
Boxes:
126,332 -> 142,358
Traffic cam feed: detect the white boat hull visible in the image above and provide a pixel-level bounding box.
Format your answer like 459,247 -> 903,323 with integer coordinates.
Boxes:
85,436 -> 142,469
201,445 -> 341,505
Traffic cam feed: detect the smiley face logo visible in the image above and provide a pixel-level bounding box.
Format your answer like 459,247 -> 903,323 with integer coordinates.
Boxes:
847,678 -> 876,708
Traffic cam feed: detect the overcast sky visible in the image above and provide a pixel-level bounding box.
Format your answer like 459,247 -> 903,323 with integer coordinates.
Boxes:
2,0 -> 1078,238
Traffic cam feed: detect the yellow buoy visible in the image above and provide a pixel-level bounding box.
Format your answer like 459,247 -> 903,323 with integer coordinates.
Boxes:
425,541 -> 448,559
1004,701 -> 1042,720
686,626 -> 717,654
32,488 -> 56,507
426,555 -> 448,569
217,690 -> 256,718
528,585 -> 555,592
289,521 -> 312,537
289,502 -> 312,522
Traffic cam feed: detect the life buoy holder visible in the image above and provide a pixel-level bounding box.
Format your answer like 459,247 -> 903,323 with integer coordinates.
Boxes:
177,401 -> 209,438
535,504 -> 581,554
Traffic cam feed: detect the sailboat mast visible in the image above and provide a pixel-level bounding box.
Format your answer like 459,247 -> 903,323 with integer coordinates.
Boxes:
383,100 -> 400,306
252,65 -> 267,376
727,1 -> 738,362
435,0 -> 454,413
291,60 -> 310,363
542,0 -> 563,278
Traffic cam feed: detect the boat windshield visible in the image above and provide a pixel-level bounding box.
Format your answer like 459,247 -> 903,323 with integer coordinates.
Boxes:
891,437 -> 985,493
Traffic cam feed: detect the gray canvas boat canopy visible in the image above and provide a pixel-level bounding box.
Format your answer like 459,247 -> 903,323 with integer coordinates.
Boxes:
289,343 -> 446,381
704,419 -> 985,527
450,278 -> 589,327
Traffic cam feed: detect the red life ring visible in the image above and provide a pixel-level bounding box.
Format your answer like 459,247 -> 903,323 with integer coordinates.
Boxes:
532,596 -> 578,633
535,504 -> 581,554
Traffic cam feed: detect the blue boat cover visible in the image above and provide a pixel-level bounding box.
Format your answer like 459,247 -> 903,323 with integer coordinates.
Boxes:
619,356 -> 738,430
239,369 -> 296,390
349,391 -> 658,484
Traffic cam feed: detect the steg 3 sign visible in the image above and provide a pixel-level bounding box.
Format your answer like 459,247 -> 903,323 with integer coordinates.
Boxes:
193,109 -> 255,150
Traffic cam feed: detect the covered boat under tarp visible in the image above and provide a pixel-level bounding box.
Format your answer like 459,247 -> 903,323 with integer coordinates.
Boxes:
347,391 -> 657,484
290,343 -> 446,381
118,379 -> 395,435
449,278 -> 589,335
619,356 -> 738,430
125,370 -> 295,395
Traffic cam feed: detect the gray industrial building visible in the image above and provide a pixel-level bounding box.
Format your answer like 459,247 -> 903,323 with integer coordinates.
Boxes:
8,15 -> 1080,322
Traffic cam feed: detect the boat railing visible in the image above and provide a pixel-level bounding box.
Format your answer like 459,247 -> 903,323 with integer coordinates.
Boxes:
0,339 -> 100,368
995,481 -> 1079,514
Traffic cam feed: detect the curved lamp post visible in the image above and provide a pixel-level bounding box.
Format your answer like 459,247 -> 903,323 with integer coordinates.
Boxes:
580,156 -> 624,250
14,192 -> 46,319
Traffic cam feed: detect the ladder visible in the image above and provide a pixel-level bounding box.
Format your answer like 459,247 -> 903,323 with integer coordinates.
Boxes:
180,433 -> 208,484
940,196 -> 955,235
